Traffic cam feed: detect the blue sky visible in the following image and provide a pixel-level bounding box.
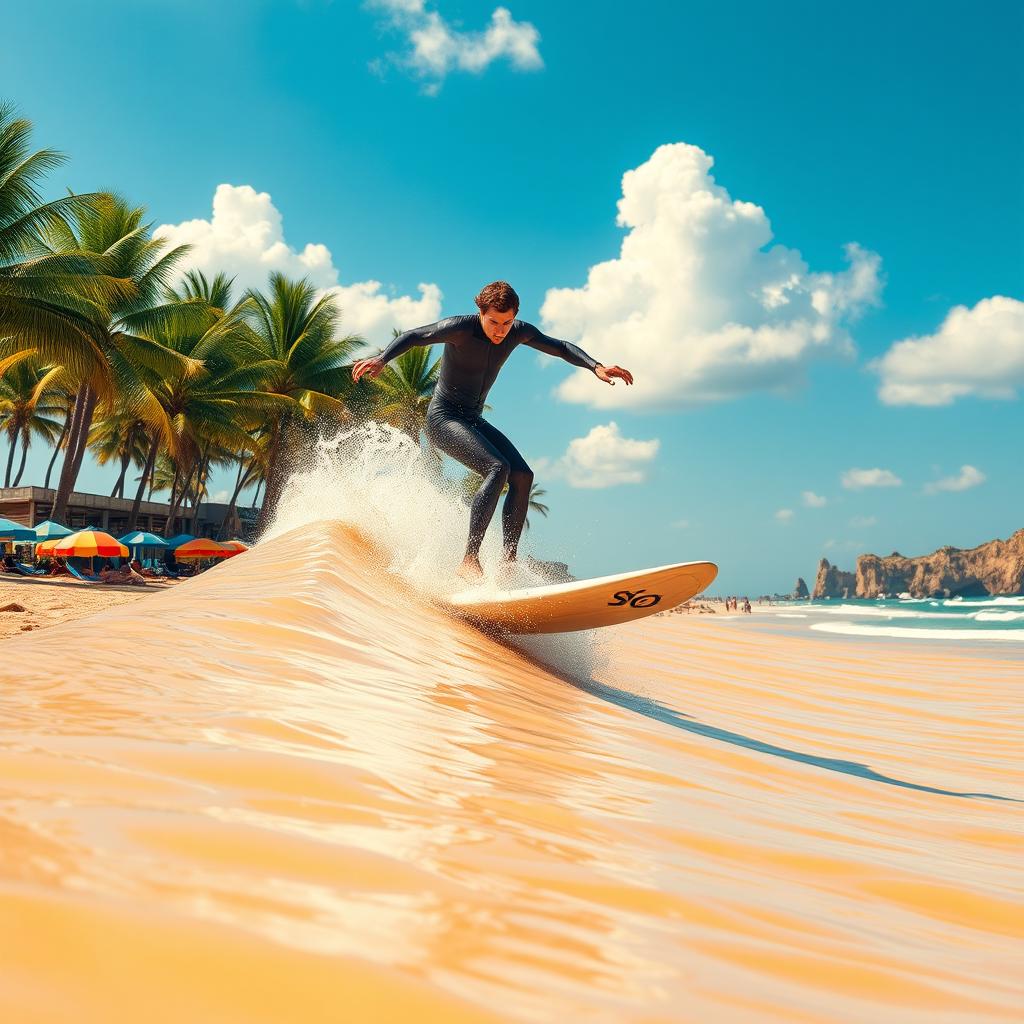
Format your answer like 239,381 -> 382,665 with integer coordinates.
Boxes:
3,0 -> 1022,593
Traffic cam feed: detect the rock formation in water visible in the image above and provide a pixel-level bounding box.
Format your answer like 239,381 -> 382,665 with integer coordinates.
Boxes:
812,559 -> 857,599
792,578 -> 809,599
856,529 -> 1024,598
811,530 -> 1024,598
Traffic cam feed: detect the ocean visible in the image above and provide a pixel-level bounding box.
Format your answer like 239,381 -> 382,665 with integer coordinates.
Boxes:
763,596 -> 1024,643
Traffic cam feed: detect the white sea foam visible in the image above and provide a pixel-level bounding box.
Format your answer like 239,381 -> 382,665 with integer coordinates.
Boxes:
810,622 -> 1024,642
813,605 -> 955,620
943,596 -> 1024,608
973,611 -> 1024,623
261,421 -> 607,680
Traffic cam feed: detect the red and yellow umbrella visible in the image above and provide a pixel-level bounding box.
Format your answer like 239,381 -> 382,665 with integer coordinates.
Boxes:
222,540 -> 249,557
53,530 -> 129,558
174,538 -> 233,560
35,538 -> 61,556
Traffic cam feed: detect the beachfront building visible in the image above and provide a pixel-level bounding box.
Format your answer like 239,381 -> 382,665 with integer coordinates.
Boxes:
0,486 -> 255,541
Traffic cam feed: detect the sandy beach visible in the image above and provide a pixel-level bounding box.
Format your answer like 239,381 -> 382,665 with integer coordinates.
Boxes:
1,522 -> 1020,1024
0,574 -> 185,641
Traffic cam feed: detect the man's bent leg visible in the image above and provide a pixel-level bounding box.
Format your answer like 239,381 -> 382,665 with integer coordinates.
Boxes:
474,419 -> 533,560
425,411 -> 510,559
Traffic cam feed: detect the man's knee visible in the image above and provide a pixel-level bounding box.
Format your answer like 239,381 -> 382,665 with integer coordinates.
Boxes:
508,466 -> 534,492
485,459 -> 511,486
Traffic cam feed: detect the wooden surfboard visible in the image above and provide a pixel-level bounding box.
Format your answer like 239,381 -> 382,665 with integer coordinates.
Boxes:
446,560 -> 718,634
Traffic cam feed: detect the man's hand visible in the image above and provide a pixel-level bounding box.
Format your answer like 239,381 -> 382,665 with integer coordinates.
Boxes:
595,364 -> 634,386
352,357 -> 386,383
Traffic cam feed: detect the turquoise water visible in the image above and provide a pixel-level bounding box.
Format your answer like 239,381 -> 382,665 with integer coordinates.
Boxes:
771,596 -> 1024,643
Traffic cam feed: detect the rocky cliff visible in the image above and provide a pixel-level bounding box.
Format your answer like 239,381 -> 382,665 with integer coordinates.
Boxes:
812,559 -> 857,599
812,530 -> 1024,599
792,577 -> 809,599
856,529 -> 1024,598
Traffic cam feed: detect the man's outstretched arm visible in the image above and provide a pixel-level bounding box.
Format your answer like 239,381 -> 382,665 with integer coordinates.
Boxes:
521,327 -> 634,387
352,320 -> 448,382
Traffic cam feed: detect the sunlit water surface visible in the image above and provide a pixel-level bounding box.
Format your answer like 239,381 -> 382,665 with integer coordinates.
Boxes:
1,429 -> 1021,1022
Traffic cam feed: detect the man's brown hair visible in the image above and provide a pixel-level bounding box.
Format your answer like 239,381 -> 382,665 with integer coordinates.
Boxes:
475,281 -> 520,315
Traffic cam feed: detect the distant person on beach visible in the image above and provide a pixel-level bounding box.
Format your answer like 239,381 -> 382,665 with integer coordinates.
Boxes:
352,281 -> 634,581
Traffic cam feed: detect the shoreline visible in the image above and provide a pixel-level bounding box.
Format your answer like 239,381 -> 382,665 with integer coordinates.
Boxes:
0,574 -> 186,641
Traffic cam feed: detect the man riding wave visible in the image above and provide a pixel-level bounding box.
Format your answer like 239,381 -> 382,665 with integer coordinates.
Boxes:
352,281 -> 633,580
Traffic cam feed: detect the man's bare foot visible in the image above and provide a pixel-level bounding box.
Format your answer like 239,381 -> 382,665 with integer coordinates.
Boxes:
456,556 -> 483,582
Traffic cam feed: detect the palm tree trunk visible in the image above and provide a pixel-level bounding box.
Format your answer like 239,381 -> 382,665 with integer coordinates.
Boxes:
162,466 -> 181,537
256,418 -> 285,535
250,479 -> 263,509
53,384 -> 97,522
44,409 -> 72,490
127,434 -> 160,532
3,431 -> 17,487
11,431 -> 29,487
218,459 -> 255,540
164,459 -> 198,537
189,454 -> 210,535
111,448 -> 132,498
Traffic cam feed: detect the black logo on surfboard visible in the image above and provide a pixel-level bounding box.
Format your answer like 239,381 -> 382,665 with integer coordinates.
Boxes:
608,588 -> 661,609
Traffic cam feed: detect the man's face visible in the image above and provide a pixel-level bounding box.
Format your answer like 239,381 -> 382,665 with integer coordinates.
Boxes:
479,307 -> 517,344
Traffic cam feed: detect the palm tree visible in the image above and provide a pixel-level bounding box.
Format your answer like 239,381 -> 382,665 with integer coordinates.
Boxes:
123,284 -> 282,534
461,473 -> 551,531
32,192 -> 203,523
0,354 -> 65,486
367,342 -> 440,440
86,406 -> 150,497
0,104 -> 121,389
243,274 -> 362,528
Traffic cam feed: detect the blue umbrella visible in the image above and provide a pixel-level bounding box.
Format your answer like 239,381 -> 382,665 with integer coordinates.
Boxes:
119,530 -> 168,564
118,531 -> 168,548
33,519 -> 73,540
0,516 -> 35,542
164,533 -> 196,550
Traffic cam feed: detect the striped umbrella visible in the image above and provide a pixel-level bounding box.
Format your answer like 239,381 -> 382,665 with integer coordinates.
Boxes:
34,538 -> 61,556
33,519 -> 73,541
222,540 -> 249,556
0,517 -> 35,542
53,530 -> 130,558
174,538 -> 233,560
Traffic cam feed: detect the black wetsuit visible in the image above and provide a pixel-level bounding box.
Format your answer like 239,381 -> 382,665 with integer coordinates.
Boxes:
378,315 -> 601,558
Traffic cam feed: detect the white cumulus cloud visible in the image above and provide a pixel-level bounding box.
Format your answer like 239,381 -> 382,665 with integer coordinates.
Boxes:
155,184 -> 442,346
540,143 -> 882,411
841,468 -> 902,490
775,508 -> 794,522
368,1 -> 542,93
540,422 -> 659,489
874,296 -> 1024,405
802,491 -> 827,508
924,465 -> 986,494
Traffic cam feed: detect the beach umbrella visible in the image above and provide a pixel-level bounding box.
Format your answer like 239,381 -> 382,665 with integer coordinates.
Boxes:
118,531 -> 168,549
119,530 -> 169,563
34,538 -> 61,556
33,519 -> 73,541
0,517 -> 35,542
174,538 -> 233,560
53,530 -> 129,559
164,533 -> 196,550
222,540 -> 249,556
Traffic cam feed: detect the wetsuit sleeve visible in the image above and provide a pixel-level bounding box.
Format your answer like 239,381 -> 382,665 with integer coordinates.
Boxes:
520,325 -> 601,372
377,320 -> 451,363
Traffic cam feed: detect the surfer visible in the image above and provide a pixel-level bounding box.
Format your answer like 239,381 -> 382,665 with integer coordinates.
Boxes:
352,281 -> 633,580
